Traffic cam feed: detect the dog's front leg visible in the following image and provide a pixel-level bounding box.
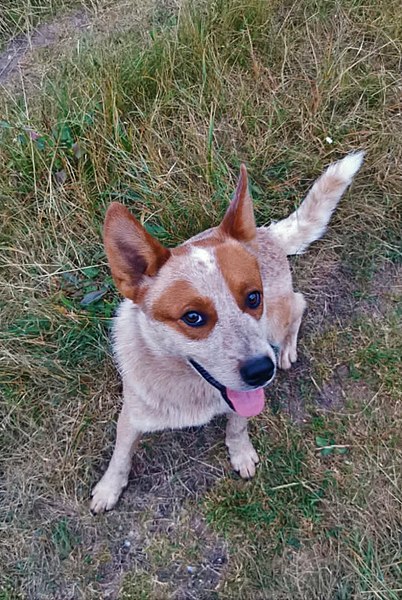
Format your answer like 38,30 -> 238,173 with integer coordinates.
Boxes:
90,402 -> 141,514
225,413 -> 259,478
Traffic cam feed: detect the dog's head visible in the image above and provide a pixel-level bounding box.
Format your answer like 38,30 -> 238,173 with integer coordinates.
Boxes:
104,166 -> 276,417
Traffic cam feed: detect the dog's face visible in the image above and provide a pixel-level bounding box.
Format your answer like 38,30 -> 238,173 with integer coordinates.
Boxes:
104,166 -> 276,416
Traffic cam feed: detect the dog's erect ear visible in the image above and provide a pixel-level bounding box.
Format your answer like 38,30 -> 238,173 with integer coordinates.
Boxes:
219,164 -> 256,242
104,202 -> 171,302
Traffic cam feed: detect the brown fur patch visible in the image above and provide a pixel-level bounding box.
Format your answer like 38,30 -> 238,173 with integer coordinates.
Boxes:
152,280 -> 218,340
265,296 -> 293,344
191,236 -> 225,248
215,241 -> 263,318
172,230 -> 227,256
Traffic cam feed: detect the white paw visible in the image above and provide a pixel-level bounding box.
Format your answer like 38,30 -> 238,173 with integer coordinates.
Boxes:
230,444 -> 259,479
90,474 -> 126,514
279,345 -> 297,370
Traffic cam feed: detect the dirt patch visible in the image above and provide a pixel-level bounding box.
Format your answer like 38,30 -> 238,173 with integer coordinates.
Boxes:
269,355 -> 312,422
294,256 -> 359,331
0,10 -> 91,84
116,421 -> 227,511
150,517 -> 227,600
298,256 -> 401,330
276,259 -> 401,419
0,0 -> 179,89
1,420 -> 228,598
360,262 -> 401,319
316,367 -> 380,416
266,258 -> 358,421
89,421 -> 228,598
317,365 -> 349,410
88,245 -> 398,598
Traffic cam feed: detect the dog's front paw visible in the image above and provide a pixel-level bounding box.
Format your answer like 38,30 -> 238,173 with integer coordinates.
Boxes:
90,474 -> 127,514
279,344 -> 297,370
230,443 -> 259,479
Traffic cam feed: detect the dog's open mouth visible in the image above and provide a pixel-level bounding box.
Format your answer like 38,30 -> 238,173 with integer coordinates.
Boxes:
189,359 -> 265,417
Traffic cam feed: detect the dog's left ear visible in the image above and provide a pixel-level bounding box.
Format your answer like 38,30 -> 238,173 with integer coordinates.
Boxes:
103,202 -> 171,302
219,164 -> 256,242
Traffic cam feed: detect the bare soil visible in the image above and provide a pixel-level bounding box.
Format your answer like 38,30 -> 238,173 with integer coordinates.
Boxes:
0,0 -> 178,88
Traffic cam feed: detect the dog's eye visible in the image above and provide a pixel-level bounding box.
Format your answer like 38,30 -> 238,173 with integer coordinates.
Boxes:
246,291 -> 262,309
181,311 -> 206,327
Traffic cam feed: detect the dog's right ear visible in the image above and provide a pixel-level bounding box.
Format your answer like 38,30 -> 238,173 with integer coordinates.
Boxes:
219,164 -> 256,242
103,202 -> 171,302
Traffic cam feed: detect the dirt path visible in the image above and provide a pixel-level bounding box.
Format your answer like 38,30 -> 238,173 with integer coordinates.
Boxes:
0,10 -> 91,84
0,0 -> 177,88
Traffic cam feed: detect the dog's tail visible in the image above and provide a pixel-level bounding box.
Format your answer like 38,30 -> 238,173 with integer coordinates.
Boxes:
267,151 -> 365,255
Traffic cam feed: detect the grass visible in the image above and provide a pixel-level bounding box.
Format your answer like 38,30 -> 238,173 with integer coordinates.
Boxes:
204,311 -> 402,598
0,0 -> 401,598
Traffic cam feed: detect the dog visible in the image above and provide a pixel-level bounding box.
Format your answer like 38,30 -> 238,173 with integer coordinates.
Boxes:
90,151 -> 364,513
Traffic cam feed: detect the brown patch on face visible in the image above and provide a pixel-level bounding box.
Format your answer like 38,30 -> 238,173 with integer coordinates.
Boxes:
152,280 -> 218,340
172,229 -> 227,257
215,241 -> 263,318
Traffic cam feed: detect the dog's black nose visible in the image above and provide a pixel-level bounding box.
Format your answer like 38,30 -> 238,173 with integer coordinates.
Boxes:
240,356 -> 275,387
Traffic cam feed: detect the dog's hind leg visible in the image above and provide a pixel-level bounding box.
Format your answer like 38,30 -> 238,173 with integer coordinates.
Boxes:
278,292 -> 306,370
266,292 -> 307,370
90,402 -> 142,514
226,413 -> 259,478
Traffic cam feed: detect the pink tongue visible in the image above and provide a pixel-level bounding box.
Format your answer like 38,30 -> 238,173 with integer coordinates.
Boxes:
226,387 -> 265,417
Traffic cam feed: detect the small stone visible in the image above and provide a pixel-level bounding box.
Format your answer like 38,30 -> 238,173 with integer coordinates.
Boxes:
54,169 -> 67,185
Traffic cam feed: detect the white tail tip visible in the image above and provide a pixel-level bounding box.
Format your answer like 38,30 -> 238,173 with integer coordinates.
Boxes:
329,150 -> 365,181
